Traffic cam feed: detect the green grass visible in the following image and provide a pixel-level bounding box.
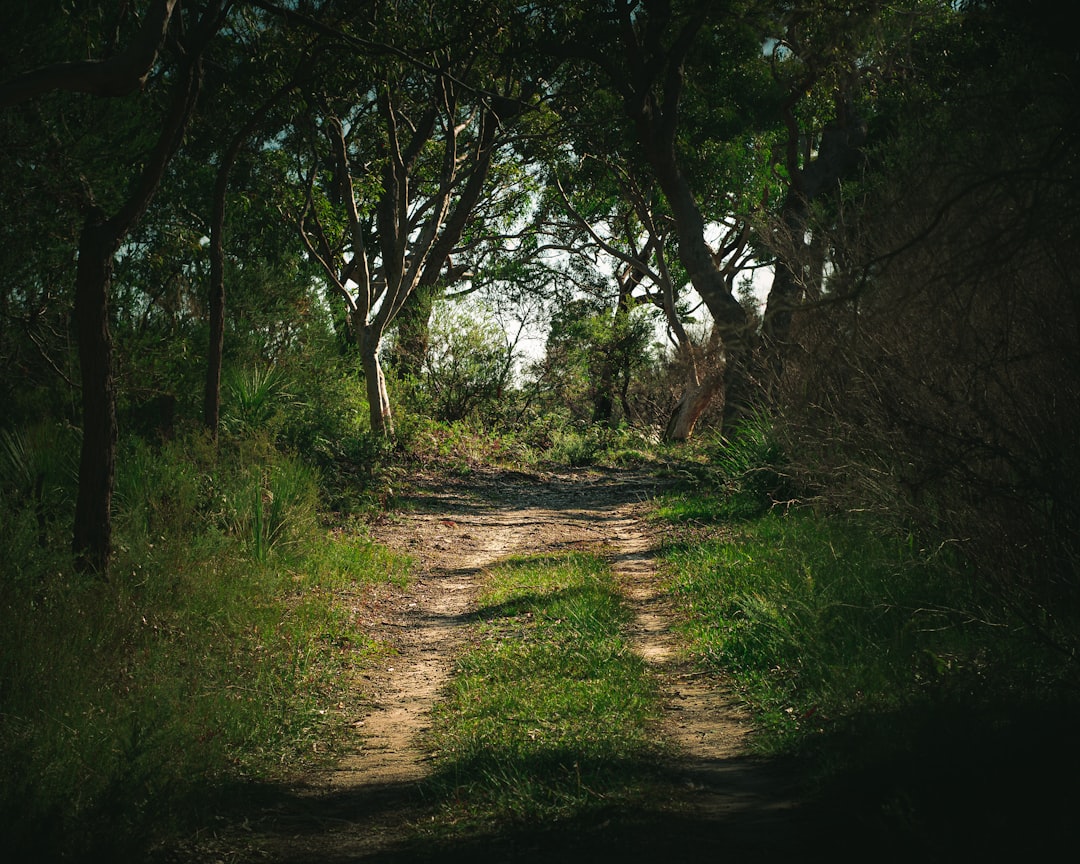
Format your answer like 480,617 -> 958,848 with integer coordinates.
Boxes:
654,488 -> 1080,857
0,427 -> 410,860
659,505 -> 1015,745
423,553 -> 666,833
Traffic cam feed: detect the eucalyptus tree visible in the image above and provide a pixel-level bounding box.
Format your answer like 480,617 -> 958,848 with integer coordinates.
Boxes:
531,0 -> 780,437
542,146 -> 766,437
390,123 -> 540,383
288,2 -> 537,437
0,0 -> 230,574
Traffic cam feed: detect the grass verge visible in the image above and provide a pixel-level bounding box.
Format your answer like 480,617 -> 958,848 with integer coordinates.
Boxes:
421,552 -> 666,835
655,489 -> 1080,857
0,428 -> 410,861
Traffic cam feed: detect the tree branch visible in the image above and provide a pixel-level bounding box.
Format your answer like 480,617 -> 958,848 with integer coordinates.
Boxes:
0,0 -> 180,107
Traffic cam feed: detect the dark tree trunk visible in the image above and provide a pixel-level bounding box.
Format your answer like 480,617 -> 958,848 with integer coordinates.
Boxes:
591,360 -> 616,425
69,11 -> 215,574
72,209 -> 118,574
763,108 -> 867,351
203,73 -> 303,437
204,195 -> 226,436
619,13 -> 749,438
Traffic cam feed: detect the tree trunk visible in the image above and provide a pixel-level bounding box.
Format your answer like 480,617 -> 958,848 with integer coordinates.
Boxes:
203,74 -> 303,436
763,107 -> 866,353
664,363 -> 726,443
359,327 -> 393,437
629,80 -> 749,437
72,209 -> 118,574
761,187 -> 808,352
591,359 -> 616,425
204,198 -> 226,436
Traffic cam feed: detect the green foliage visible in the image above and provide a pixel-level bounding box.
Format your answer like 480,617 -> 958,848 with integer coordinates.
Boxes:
417,302 -> 516,424
656,410 -> 792,521
710,410 -> 793,518
534,297 -> 658,428
222,363 -> 297,435
658,473 -> 1080,857
424,553 -> 664,830
399,415 -> 534,474
658,503 -> 1067,754
0,428 -> 410,859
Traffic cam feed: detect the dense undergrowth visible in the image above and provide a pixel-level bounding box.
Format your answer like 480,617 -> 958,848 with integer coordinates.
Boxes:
654,413 -> 1080,857
0,424 -> 410,861
0,379 -> 692,861
5,373 -> 1077,859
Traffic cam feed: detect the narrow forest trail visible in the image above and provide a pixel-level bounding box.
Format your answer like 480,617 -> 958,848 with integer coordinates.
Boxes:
175,467 -> 810,863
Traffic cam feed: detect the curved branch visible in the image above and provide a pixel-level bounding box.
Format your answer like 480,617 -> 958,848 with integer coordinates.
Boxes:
0,0 -> 179,107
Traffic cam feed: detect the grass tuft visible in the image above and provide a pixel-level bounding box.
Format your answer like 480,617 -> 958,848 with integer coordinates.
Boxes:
423,553 -> 666,833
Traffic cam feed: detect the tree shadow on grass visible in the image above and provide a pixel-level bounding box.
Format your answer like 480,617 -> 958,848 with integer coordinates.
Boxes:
795,697 -> 1080,862
124,697 -> 1080,863
150,756 -> 827,864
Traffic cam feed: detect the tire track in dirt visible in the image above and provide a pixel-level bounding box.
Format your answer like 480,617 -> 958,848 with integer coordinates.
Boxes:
169,467 -> 802,862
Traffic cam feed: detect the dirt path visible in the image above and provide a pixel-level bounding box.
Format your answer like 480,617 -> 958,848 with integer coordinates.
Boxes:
176,467 -> 805,862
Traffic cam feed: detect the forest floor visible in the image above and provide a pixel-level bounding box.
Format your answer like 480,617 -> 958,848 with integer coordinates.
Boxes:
169,467 -> 829,862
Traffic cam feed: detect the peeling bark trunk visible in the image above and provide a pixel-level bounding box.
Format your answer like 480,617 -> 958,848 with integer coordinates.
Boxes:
359,327 -> 393,437
665,364 -> 726,442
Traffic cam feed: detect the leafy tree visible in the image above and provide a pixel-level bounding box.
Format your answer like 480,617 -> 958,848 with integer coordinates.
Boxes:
419,301 -> 520,423
289,2 -> 536,437
538,294 -> 656,426
530,0 -> 783,437
0,0 -> 229,574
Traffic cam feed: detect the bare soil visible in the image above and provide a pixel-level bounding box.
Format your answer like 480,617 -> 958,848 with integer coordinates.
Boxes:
172,467 -> 815,862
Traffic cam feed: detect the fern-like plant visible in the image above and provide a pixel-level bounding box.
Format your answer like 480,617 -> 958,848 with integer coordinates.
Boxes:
222,365 -> 296,434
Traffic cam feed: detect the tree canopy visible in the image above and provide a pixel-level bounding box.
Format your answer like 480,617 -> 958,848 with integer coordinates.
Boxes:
2,0 -> 1076,599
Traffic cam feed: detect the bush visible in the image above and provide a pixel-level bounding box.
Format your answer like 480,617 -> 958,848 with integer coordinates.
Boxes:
418,302 -> 517,424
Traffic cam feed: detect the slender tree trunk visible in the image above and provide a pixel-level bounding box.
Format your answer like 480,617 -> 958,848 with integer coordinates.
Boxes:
591,358 -> 616,425
762,104 -> 866,354
204,194 -> 226,436
359,327 -> 393,437
203,73 -> 303,437
5,2 -> 220,576
72,209 -> 118,574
